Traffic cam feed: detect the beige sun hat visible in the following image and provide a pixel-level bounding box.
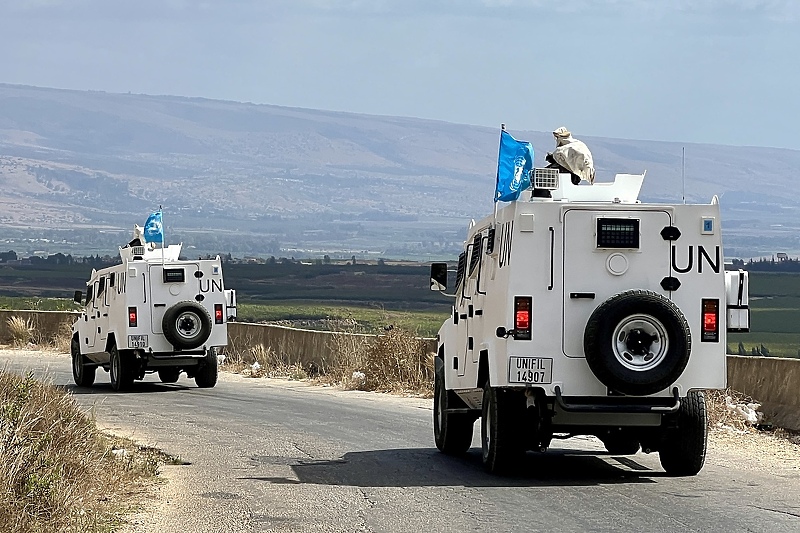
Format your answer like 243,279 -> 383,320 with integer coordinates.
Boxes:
553,126 -> 571,138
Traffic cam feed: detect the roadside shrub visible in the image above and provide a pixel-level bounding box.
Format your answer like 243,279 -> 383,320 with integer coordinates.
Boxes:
223,342 -> 308,380
0,371 -> 166,533
6,317 -> 34,347
51,321 -> 73,354
329,327 -> 434,395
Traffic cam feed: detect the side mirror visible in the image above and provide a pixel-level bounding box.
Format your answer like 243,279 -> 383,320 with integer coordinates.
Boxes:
73,290 -> 82,304
430,262 -> 448,291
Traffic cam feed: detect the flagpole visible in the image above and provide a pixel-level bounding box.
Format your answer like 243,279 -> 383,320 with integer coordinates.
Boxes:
494,124 -> 506,225
160,205 -> 165,266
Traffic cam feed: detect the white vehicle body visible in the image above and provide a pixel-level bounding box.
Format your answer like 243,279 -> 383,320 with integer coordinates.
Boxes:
431,169 -> 749,476
71,240 -> 236,391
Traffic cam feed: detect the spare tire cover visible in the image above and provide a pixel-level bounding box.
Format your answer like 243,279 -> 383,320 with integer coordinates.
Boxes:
162,301 -> 212,350
583,290 -> 691,396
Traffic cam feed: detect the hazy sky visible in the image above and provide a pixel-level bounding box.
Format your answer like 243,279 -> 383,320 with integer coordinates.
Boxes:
2,1 -> 799,149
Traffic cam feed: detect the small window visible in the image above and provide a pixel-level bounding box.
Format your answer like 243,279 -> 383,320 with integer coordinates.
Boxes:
455,252 -> 467,289
84,285 -> 93,306
163,268 -> 186,283
597,218 -> 640,249
468,233 -> 482,275
97,276 -> 106,296
109,272 -> 115,287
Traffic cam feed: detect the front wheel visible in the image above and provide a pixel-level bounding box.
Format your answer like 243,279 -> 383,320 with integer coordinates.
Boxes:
71,337 -> 96,387
659,391 -> 707,476
433,361 -> 474,455
481,384 -> 526,475
195,348 -> 218,388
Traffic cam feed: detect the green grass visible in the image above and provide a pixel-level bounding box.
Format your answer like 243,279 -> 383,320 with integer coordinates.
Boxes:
728,332 -> 800,358
0,296 -> 80,312
237,300 -> 448,337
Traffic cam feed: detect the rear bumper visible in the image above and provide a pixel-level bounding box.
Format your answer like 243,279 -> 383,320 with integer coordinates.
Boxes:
554,386 -> 681,414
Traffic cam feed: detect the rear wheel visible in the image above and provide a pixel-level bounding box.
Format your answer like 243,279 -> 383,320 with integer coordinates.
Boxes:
659,391 -> 707,476
109,344 -> 135,391
481,384 -> 526,475
195,348 -> 218,388
433,361 -> 474,455
71,337 -> 96,387
158,368 -> 181,384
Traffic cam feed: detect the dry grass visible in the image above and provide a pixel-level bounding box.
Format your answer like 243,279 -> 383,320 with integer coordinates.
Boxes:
51,321 -> 73,354
0,370 -> 171,533
5,316 -> 73,352
327,327 -> 434,395
222,342 -> 309,380
223,327 -> 435,395
6,317 -> 34,348
705,387 -> 800,445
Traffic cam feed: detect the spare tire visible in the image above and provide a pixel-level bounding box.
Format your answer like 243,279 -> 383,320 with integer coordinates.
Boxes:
584,290 -> 691,396
162,301 -> 212,350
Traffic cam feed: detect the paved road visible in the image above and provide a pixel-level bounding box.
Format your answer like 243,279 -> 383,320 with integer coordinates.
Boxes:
2,350 -> 800,533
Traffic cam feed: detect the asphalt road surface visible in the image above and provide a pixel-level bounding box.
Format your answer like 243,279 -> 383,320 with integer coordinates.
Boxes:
2,349 -> 800,533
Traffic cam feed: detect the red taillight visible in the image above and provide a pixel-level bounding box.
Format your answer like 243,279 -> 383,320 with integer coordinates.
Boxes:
701,299 -> 719,342
516,310 -> 530,330
513,296 -> 532,340
128,306 -> 137,327
214,304 -> 224,324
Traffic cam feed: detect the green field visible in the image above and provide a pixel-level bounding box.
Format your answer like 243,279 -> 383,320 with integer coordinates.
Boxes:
728,272 -> 800,358
3,264 -> 800,351
237,300 -> 448,337
0,296 -> 80,312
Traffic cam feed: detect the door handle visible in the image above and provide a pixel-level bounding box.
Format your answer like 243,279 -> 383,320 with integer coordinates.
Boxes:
570,292 -> 596,299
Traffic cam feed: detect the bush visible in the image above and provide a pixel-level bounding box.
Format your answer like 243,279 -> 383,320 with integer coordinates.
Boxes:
0,371 -> 167,533
6,317 -> 34,347
329,327 -> 434,394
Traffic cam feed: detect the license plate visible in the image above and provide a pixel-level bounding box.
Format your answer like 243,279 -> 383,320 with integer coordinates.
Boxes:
508,357 -> 553,384
128,334 -> 148,348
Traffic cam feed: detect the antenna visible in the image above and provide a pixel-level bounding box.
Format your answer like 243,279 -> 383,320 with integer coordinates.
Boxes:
682,147 -> 686,204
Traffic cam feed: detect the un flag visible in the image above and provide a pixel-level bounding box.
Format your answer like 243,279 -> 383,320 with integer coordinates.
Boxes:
495,130 -> 534,203
144,210 -> 164,244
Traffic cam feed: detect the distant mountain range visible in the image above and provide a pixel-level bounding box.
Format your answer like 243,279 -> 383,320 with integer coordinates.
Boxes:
1,83 -> 799,260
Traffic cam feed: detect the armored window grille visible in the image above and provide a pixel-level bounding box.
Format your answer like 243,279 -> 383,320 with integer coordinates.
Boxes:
469,233 -> 482,275
455,251 -> 467,289
596,218 -> 640,249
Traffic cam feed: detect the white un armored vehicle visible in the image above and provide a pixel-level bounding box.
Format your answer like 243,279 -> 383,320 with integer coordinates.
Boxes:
71,230 -> 237,391
430,168 -> 749,476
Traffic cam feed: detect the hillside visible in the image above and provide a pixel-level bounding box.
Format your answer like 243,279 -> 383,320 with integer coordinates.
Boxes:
1,83 -> 799,259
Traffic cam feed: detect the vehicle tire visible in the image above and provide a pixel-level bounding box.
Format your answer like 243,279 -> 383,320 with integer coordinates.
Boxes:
602,436 -> 641,455
584,290 -> 691,396
109,344 -> 135,392
195,348 -> 218,388
659,390 -> 707,476
433,359 -> 474,455
71,336 -> 96,387
162,301 -> 212,350
158,368 -> 181,384
481,383 -> 526,475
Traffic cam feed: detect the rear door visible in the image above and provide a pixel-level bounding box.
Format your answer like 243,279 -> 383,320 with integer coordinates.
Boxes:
148,263 -> 201,333
561,209 -> 673,357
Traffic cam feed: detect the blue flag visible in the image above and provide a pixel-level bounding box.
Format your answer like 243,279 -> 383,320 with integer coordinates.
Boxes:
495,130 -> 534,202
144,210 -> 163,244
